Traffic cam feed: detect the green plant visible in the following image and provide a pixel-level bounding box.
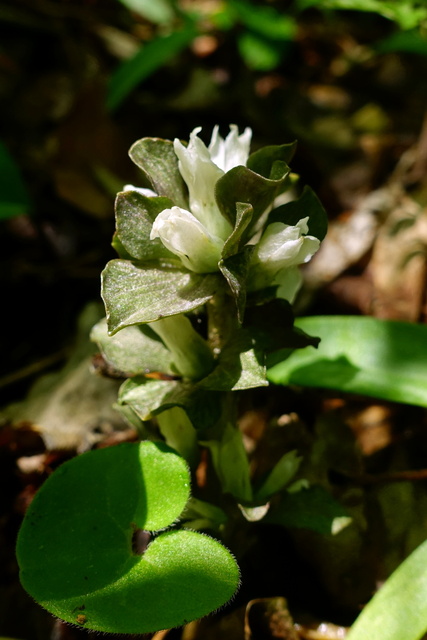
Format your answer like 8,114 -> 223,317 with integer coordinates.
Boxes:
16,119 -> 427,639
16,124 -> 328,633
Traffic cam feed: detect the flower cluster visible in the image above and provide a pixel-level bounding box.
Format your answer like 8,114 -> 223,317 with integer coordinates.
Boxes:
128,125 -> 320,303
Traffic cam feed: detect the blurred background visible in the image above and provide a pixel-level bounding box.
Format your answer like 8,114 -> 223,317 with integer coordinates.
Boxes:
2,0 -> 427,638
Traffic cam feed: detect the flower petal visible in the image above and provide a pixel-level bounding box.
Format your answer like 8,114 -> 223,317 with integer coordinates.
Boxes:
151,206 -> 223,273
208,125 -> 252,173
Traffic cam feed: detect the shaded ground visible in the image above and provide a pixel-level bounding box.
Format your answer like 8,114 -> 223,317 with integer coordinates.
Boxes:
2,1 -> 427,638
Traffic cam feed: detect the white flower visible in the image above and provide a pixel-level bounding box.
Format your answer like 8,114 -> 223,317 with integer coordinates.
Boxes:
153,125 -> 252,273
150,206 -> 224,273
249,217 -> 320,302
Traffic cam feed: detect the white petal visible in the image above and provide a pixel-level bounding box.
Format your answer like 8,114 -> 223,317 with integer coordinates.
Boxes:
123,184 -> 158,197
274,267 -> 303,303
208,124 -> 252,172
173,131 -> 231,240
151,206 -> 223,273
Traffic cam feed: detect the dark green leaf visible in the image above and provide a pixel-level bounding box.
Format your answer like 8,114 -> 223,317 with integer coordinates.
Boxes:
101,260 -> 220,333
246,142 -> 297,178
200,329 -> 268,391
222,202 -> 254,259
268,316 -> 427,407
266,485 -> 350,534
129,138 -> 189,208
268,186 -> 328,241
219,246 -> 255,323
215,163 -> 291,229
229,0 -> 296,40
0,141 -> 31,220
246,299 -> 320,354
376,29 -> 427,56
17,441 -> 240,633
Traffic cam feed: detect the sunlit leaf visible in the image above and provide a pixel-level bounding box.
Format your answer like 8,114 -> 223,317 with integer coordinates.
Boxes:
268,316 -> 427,407
346,539 -> 427,640
101,260 -> 221,333
17,441 -> 240,633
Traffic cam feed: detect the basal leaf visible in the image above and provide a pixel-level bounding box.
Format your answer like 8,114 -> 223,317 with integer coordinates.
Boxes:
268,316 -> 427,407
17,441 -> 240,633
101,260 -> 220,333
346,539 -> 427,640
129,138 -> 189,209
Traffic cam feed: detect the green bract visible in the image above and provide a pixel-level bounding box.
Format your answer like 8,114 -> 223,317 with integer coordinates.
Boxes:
16,441 -> 240,634
102,126 -> 327,331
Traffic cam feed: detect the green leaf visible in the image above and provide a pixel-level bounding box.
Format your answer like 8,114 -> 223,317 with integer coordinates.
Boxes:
115,191 -> 176,261
266,485 -> 350,535
346,539 -> 427,640
0,141 -> 31,220
201,423 -> 253,503
129,138 -> 189,209
254,450 -> 302,503
116,0 -> 175,24
268,186 -> 328,241
237,32 -> 284,71
90,317 -> 174,375
376,29 -> 427,56
107,20 -> 198,111
215,163 -> 291,229
222,202 -> 254,259
200,329 -> 268,391
296,0 -> 427,30
119,377 -> 178,420
119,377 -> 222,429
230,0 -> 296,39
17,441 -> 240,634
246,142 -> 297,178
219,246 -> 255,323
246,299 -> 321,353
267,316 -> 427,408
101,260 -> 220,333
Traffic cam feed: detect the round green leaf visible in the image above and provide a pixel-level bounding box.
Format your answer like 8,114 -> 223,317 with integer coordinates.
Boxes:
17,441 -> 240,634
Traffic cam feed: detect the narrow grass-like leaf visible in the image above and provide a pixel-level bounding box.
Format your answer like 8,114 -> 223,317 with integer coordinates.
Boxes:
346,539 -> 427,640
267,316 -> 427,407
107,20 -> 197,112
